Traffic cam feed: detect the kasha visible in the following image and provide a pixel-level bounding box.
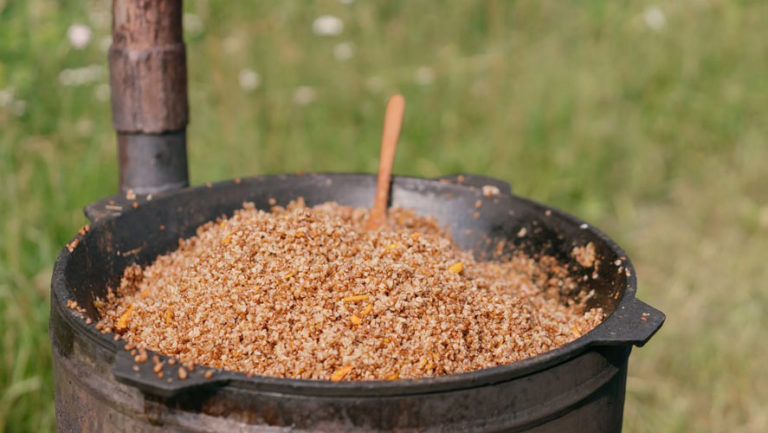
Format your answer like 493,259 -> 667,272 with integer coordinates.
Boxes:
97,199 -> 603,381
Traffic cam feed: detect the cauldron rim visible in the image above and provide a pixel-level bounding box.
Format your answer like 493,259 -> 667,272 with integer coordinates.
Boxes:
51,172 -> 664,398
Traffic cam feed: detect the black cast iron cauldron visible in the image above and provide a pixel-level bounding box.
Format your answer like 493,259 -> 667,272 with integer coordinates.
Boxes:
50,173 -> 664,432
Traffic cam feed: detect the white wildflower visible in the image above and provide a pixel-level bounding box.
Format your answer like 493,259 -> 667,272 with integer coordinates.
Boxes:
67,24 -> 92,49
183,13 -> 204,35
0,86 -> 25,116
293,86 -> 317,105
238,69 -> 261,91
415,66 -> 435,86
312,15 -> 343,36
643,6 -> 666,31
59,65 -> 105,87
333,42 -> 355,61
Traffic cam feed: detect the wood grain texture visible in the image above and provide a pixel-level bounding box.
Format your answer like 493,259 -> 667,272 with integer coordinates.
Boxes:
109,0 -> 188,133
366,94 -> 405,230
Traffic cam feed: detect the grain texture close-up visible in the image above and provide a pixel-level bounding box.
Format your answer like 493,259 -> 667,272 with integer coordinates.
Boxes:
94,201 -> 604,381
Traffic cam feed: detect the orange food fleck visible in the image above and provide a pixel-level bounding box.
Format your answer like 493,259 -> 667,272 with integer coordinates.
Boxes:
411,232 -> 421,240
116,305 -> 135,330
343,294 -> 370,303
165,310 -> 174,326
385,243 -> 400,251
385,373 -> 399,380
350,315 -> 362,325
331,365 -> 353,382
361,303 -> 373,317
449,262 -> 464,274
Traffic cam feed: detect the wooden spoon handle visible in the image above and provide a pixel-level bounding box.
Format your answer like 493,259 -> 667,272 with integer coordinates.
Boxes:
366,94 -> 405,230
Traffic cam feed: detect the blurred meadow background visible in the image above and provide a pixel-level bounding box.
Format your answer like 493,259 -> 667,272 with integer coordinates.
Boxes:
1,0 -> 767,431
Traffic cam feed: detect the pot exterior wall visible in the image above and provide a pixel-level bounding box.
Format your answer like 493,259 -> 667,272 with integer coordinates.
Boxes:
52,302 -> 629,433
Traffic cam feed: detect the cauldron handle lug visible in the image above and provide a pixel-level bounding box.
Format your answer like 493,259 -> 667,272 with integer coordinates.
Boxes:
83,195 -> 128,224
112,347 -> 231,398
433,174 -> 512,195
82,187 -> 177,224
585,297 -> 665,348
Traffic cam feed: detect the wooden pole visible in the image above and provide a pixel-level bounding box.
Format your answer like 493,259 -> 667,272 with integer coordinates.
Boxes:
109,0 -> 189,193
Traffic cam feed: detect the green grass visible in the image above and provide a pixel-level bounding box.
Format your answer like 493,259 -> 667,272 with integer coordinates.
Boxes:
1,0 -> 767,431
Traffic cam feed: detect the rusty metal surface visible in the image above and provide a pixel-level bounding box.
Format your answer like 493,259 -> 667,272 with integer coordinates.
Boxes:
109,0 -> 188,133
